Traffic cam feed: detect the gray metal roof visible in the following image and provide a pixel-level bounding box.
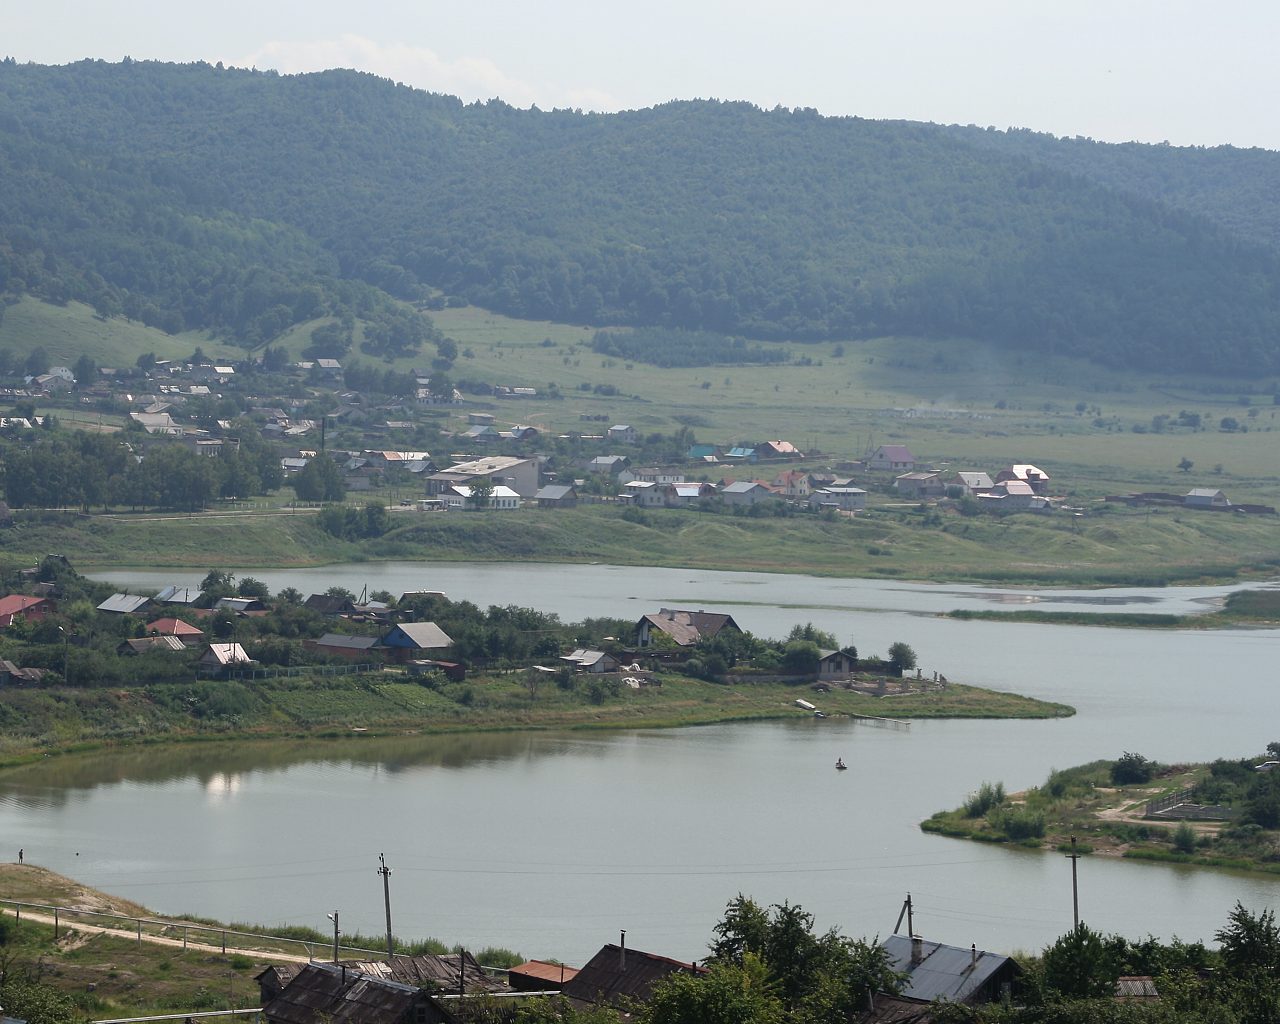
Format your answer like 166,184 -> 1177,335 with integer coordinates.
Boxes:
383,622 -> 454,650
97,593 -> 151,614
313,633 -> 380,651
883,935 -> 1017,1004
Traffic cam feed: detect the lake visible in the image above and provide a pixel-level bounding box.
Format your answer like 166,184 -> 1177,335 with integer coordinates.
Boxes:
1,563 -> 1276,966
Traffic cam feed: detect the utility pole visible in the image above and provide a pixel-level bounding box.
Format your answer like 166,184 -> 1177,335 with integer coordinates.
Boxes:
57,626 -> 69,684
893,893 -> 915,936
327,911 -> 340,962
378,853 -> 394,964
1066,835 -> 1081,929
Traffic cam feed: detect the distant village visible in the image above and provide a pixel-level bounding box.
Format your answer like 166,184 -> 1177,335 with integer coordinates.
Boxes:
4,353 -> 1273,519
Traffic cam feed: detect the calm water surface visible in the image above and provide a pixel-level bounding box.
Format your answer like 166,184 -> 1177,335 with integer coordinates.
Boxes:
3,564 -> 1274,964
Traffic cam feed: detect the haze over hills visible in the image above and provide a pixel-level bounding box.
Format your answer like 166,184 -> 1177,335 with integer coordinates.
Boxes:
1,58 -> 1279,374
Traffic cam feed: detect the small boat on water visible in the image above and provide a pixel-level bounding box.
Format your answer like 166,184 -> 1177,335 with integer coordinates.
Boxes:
835,759 -> 848,771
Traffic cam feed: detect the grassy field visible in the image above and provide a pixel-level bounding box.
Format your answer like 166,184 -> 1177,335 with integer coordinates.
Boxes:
921,757 -> 1280,876
0,864 -> 519,1019
0,297 -> 237,368
2,296 -> 1277,582
0,666 -> 1070,764
1,499 -> 1275,587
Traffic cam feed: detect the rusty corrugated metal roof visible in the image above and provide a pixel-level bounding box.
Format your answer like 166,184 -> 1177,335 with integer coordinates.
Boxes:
262,962 -> 427,1024
510,960 -> 580,987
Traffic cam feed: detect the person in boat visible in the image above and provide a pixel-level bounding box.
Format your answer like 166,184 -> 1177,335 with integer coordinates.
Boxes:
835,758 -> 846,770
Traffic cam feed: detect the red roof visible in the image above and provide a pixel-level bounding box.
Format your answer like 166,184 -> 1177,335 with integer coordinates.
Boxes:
146,617 -> 204,636
0,595 -> 51,620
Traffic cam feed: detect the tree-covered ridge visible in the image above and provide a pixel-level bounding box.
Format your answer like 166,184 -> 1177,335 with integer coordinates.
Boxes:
1,59 -> 1280,373
942,123 -> 1280,253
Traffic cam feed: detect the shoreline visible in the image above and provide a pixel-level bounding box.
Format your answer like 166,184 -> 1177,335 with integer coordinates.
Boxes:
0,680 -> 1074,770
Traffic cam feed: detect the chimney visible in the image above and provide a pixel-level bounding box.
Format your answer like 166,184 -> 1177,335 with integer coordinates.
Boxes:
911,937 -> 924,964
971,944 -> 978,970
619,930 -> 627,972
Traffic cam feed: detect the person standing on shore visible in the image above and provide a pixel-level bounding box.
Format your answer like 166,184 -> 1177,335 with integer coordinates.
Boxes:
18,848 -> 23,864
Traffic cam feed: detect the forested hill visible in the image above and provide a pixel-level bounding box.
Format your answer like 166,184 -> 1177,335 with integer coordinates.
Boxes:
940,124 -> 1280,254
1,59 -> 1279,374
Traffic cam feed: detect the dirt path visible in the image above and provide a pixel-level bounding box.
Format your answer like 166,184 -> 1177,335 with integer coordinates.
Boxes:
1,906 -> 310,963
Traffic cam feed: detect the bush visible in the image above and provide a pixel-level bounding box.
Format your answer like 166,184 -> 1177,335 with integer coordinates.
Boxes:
963,781 -> 1006,817
1172,822 -> 1197,854
1111,752 -> 1154,785
988,806 -> 1045,840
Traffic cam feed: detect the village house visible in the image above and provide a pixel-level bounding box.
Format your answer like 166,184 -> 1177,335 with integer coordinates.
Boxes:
772,469 -> 814,499
723,445 -> 757,463
586,454 -> 631,476
995,464 -> 1051,494
807,486 -> 867,512
1185,487 -> 1230,509
638,608 -> 742,647
560,648 -> 620,673
199,643 -> 255,675
0,594 -> 55,628
149,584 -> 201,608
509,959 -> 580,992
667,481 -> 716,507
143,617 -> 205,645
621,480 -> 670,508
461,424 -> 501,443
380,621 -> 453,663
951,471 -> 994,496
868,444 -> 916,472
534,483 -> 579,508
305,633 -> 382,661
260,961 -> 439,1024
439,483 -> 522,510
561,941 -> 706,1012
979,480 -> 1053,512
0,658 -> 48,685
607,424 -> 637,444
756,439 -> 804,460
894,470 -> 947,499
304,593 -> 356,617
96,593 -> 152,616
718,480 -> 775,507
426,455 -> 540,497
620,466 -> 685,485
117,635 -> 187,656
817,649 -> 858,680
882,935 -> 1020,1007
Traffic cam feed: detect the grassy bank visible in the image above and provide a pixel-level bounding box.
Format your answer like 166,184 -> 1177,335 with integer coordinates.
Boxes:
2,501 -> 1277,587
0,669 -> 1072,765
0,865 -> 519,1020
921,755 -> 1280,875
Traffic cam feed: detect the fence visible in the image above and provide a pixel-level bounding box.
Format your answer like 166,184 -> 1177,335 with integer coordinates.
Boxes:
0,898 -> 387,962
1145,787 -> 1197,816
220,662 -> 385,682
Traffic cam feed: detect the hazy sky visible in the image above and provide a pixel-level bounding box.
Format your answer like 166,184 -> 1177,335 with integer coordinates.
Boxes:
9,1 -> 1279,149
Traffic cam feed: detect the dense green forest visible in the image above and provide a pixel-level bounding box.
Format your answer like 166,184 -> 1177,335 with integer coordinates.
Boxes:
2,59 -> 1280,373
942,123 -> 1280,253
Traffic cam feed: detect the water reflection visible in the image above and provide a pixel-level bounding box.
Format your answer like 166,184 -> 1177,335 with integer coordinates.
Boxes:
0,732 -> 601,808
